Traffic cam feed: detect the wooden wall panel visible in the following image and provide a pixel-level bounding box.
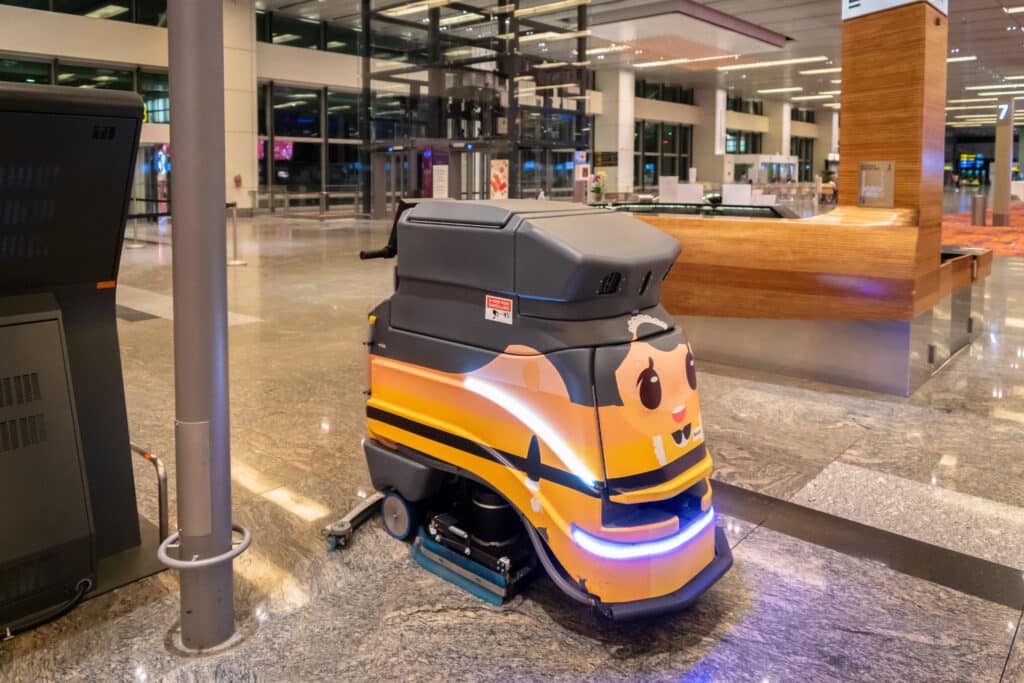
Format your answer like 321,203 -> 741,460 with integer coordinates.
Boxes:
838,3 -> 948,231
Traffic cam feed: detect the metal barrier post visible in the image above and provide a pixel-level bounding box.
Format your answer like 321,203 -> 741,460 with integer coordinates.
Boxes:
283,191 -> 289,216
125,216 -> 145,249
227,203 -> 246,267
320,191 -> 327,220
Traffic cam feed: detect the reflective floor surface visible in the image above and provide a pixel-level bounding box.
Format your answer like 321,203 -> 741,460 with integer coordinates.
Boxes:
2,214 -> 1024,682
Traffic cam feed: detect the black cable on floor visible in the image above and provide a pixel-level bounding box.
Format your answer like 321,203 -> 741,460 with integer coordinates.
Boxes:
1,578 -> 92,641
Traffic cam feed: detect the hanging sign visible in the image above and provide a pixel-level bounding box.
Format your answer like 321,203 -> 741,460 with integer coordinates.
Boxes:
843,0 -> 947,20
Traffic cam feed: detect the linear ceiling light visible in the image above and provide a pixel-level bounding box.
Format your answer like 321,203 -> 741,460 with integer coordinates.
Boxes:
757,87 -> 803,94
790,94 -> 835,101
799,67 -> 842,75
439,13 -> 483,26
819,90 -> 841,95
636,54 -> 739,69
380,0 -> 452,17
980,90 -> 1024,97
824,103 -> 841,109
947,56 -> 978,63
830,79 -> 842,84
948,98 -> 997,103
1005,5 -> 1024,13
532,61 -> 568,69
519,28 -> 591,43
515,0 -> 589,18
718,56 -> 830,72
587,44 -> 630,55
945,105 -> 998,110
85,3 -> 129,18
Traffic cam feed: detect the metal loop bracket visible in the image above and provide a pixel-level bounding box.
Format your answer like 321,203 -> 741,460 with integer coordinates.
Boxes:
157,524 -> 252,571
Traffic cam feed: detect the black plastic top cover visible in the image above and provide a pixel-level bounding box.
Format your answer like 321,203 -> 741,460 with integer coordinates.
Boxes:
396,200 -> 681,321
0,83 -> 143,294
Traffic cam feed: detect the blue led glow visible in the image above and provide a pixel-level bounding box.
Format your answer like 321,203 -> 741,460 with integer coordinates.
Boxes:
463,377 -> 597,487
423,149 -> 432,159
467,143 -> 474,150
571,508 -> 715,560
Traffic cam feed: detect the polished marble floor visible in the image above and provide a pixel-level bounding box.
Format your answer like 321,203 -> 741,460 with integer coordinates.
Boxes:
2,214 -> 1024,682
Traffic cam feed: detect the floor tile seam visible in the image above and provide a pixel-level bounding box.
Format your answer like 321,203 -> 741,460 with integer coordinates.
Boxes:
1000,608 -> 1024,683
711,479 -> 1024,611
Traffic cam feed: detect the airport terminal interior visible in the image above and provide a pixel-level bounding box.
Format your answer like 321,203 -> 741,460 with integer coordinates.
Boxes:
5,0 -> 1024,681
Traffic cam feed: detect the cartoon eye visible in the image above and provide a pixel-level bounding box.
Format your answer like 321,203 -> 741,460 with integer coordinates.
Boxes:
636,357 -> 662,409
686,345 -> 697,390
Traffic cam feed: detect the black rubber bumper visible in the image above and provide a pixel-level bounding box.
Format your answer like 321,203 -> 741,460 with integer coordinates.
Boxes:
597,525 -> 734,621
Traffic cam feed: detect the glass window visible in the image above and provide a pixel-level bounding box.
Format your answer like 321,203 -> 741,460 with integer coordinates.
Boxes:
678,124 -> 691,156
521,149 -> 545,194
54,0 -> 130,20
642,156 -> 658,188
327,143 -> 359,189
135,0 -> 166,26
271,14 -> 321,50
662,155 -> 676,178
661,124 -> 677,155
272,141 -> 321,190
551,150 -> 574,192
643,121 -> 659,154
55,63 -> 133,90
256,10 -> 268,42
0,0 -> 48,7
325,24 -> 359,56
138,71 -> 169,123
273,85 -> 321,138
643,82 -> 661,100
327,90 -> 359,139
258,83 -> 268,136
634,121 -> 641,153
258,138 -> 268,187
0,57 -> 50,85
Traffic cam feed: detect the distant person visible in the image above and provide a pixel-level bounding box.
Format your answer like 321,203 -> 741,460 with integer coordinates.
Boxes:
537,186 -> 547,200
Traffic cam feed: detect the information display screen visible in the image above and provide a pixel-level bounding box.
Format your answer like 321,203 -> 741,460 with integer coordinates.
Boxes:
0,108 -> 139,293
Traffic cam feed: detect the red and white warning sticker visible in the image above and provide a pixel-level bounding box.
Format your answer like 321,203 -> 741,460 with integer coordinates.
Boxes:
484,295 -> 514,325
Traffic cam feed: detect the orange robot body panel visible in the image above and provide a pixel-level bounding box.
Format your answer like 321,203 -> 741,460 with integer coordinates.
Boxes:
359,199 -> 732,619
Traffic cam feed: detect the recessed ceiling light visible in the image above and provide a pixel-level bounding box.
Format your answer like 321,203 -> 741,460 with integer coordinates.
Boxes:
717,56 -> 829,72
799,67 -> 842,75
757,87 -> 803,94
830,79 -> 842,84
947,56 -> 978,63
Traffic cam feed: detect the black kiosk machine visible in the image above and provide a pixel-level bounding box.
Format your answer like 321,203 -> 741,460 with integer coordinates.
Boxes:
0,83 -> 162,633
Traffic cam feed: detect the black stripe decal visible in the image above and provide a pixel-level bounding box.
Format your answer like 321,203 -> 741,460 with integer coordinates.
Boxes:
606,443 -> 707,494
366,406 -> 599,497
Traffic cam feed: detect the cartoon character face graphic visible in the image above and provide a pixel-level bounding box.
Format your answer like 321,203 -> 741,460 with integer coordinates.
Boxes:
613,338 -> 701,467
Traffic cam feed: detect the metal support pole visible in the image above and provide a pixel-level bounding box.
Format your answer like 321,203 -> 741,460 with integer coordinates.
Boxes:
359,0 -> 372,216
125,216 -> 144,248
227,203 -> 246,266
167,0 -> 240,651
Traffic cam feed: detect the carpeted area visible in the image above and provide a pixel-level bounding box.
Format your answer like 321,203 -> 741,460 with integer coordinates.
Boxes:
942,204 -> 1024,256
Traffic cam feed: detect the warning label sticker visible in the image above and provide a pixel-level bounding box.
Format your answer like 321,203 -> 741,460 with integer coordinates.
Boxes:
485,295 -> 514,325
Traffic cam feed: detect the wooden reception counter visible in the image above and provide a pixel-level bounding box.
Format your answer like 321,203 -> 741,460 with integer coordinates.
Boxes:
633,207 -> 992,395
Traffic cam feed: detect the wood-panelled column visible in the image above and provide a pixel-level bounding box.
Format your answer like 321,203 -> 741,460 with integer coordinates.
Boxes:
838,2 -> 947,232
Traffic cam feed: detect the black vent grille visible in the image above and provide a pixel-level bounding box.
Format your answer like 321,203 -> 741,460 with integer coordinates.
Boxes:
0,414 -> 47,453
0,373 -> 41,408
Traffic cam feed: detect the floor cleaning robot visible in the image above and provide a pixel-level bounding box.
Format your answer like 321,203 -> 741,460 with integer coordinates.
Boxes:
352,199 -> 731,619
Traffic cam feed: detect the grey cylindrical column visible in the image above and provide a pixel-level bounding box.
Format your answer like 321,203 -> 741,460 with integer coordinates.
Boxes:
167,0 -> 236,650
